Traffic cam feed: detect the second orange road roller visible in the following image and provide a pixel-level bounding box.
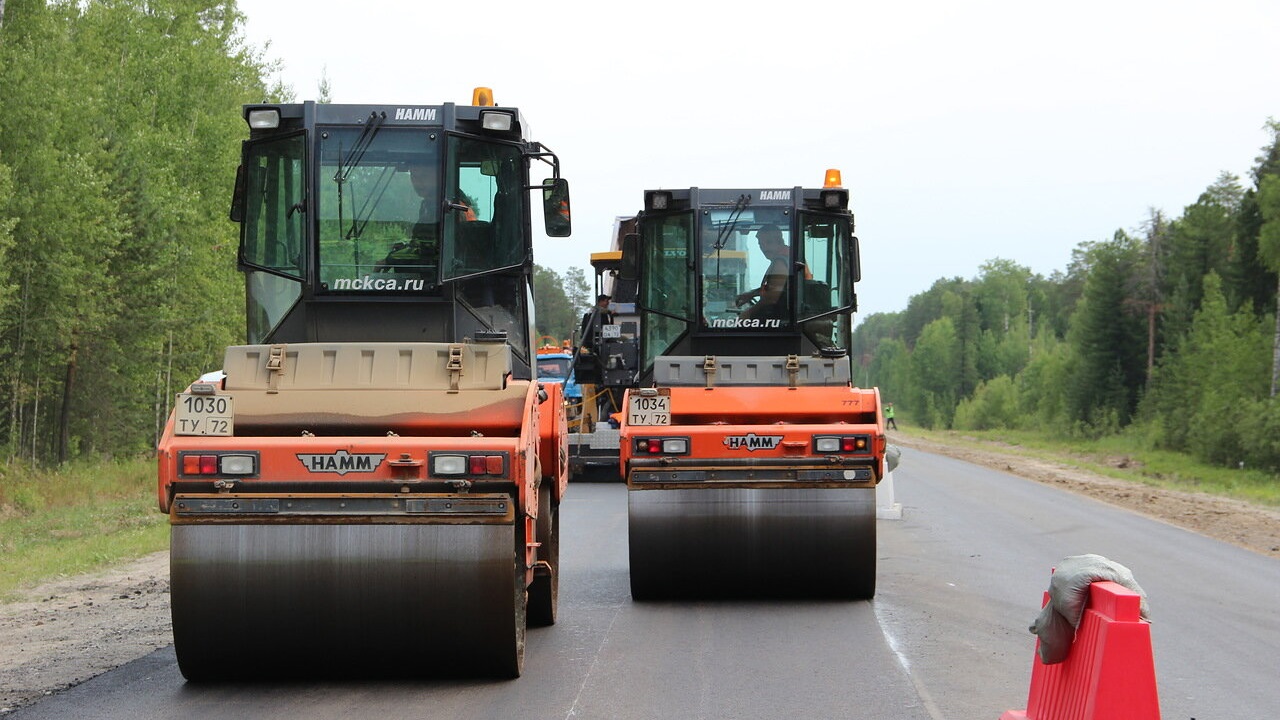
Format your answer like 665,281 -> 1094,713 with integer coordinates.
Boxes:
617,174 -> 887,599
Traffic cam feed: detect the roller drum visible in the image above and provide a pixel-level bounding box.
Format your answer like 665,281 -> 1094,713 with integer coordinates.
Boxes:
628,486 -> 876,599
171,522 -> 524,680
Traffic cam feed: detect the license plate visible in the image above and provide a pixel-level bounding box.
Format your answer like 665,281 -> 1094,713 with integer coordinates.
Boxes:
628,391 -> 670,426
174,393 -> 234,436
601,324 -> 621,339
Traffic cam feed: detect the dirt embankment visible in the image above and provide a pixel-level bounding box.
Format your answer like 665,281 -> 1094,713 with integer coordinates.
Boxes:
1,552 -> 170,714
2,436 -> 1277,713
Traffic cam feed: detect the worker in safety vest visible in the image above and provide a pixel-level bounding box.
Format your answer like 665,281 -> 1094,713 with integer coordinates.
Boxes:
884,402 -> 897,430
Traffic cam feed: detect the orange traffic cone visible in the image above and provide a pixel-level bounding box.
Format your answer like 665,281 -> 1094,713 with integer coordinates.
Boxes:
1001,581 -> 1161,720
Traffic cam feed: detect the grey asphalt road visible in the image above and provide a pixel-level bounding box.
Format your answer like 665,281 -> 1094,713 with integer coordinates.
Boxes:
13,447 -> 1279,719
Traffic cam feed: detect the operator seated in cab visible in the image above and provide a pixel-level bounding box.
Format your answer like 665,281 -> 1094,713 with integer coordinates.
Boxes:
734,223 -> 791,320
375,162 -> 478,274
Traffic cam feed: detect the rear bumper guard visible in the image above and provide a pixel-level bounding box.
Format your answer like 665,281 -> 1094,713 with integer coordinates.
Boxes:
628,458 -> 877,487
171,492 -> 515,523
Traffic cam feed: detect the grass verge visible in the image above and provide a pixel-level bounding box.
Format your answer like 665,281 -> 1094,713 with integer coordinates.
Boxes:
0,457 -> 167,601
900,427 -> 1280,507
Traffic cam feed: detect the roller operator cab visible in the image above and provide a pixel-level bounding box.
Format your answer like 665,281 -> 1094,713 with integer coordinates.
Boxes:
620,172 -> 887,599
156,89 -> 571,680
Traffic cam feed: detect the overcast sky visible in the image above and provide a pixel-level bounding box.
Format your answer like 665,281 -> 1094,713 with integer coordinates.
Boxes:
234,0 -> 1279,323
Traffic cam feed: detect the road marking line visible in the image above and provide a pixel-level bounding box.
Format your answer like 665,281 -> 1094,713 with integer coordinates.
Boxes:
564,602 -> 625,719
873,600 -> 948,720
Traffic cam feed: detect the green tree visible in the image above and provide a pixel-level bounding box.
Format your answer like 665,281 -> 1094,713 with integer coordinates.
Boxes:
946,286 -> 982,399
317,66 -> 332,102
973,259 -> 1031,337
0,0 -> 270,462
1064,232 -> 1148,432
899,277 -> 965,348
1032,268 -> 1079,341
1162,173 -> 1242,342
953,374 -> 1019,431
1235,396 -> 1280,470
1142,274 -> 1270,464
1250,120 -> 1280,397
564,265 -> 592,320
907,317 -> 959,428
0,1 -> 126,460
1016,332 -> 1073,433
1258,172 -> 1280,397
867,335 -> 910,412
1133,208 -> 1171,381
850,311 -> 902,378
532,264 -> 592,343
0,159 -> 15,330
1231,122 -> 1280,318
977,326 -> 1031,385
972,259 -> 1033,381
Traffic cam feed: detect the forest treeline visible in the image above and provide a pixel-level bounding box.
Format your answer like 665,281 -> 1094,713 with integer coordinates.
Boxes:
0,1 -> 592,466
853,124 -> 1280,472
4,3 -> 1278,474
0,1 -> 275,464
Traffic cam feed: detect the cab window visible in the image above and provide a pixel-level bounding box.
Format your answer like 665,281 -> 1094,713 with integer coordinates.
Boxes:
640,213 -> 694,369
316,128 -> 442,292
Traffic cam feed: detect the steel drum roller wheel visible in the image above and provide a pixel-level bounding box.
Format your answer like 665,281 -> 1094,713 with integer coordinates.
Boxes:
527,483 -> 559,626
500,522 -> 528,678
171,520 -> 527,680
628,486 -> 877,600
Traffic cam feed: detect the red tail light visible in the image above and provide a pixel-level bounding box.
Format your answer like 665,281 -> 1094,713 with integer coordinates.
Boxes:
633,437 -> 691,455
178,452 -> 258,477
467,455 -> 505,475
814,435 -> 872,455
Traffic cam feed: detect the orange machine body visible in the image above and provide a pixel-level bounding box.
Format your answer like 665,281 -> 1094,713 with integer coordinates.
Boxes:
620,384 -> 885,487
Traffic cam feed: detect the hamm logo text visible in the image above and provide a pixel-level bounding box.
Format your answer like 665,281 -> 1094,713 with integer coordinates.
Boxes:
395,107 -> 438,121
723,434 -> 783,451
297,450 -> 387,475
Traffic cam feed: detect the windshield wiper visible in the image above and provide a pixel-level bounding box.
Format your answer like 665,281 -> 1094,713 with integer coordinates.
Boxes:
713,194 -> 751,251
711,194 -> 751,280
333,111 -> 386,243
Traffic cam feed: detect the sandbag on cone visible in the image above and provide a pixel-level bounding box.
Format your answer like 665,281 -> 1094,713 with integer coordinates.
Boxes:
1001,557 -> 1161,720
1031,555 -> 1150,664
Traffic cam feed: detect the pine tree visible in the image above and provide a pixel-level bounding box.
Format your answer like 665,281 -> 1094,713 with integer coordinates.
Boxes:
1258,173 -> 1280,397
1064,232 -> 1147,431
1162,174 -> 1242,343
1249,120 -> 1280,397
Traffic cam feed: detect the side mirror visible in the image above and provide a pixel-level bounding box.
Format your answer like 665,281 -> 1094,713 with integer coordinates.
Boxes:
850,235 -> 861,283
620,232 -> 639,281
542,177 -> 571,237
229,165 -> 246,223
